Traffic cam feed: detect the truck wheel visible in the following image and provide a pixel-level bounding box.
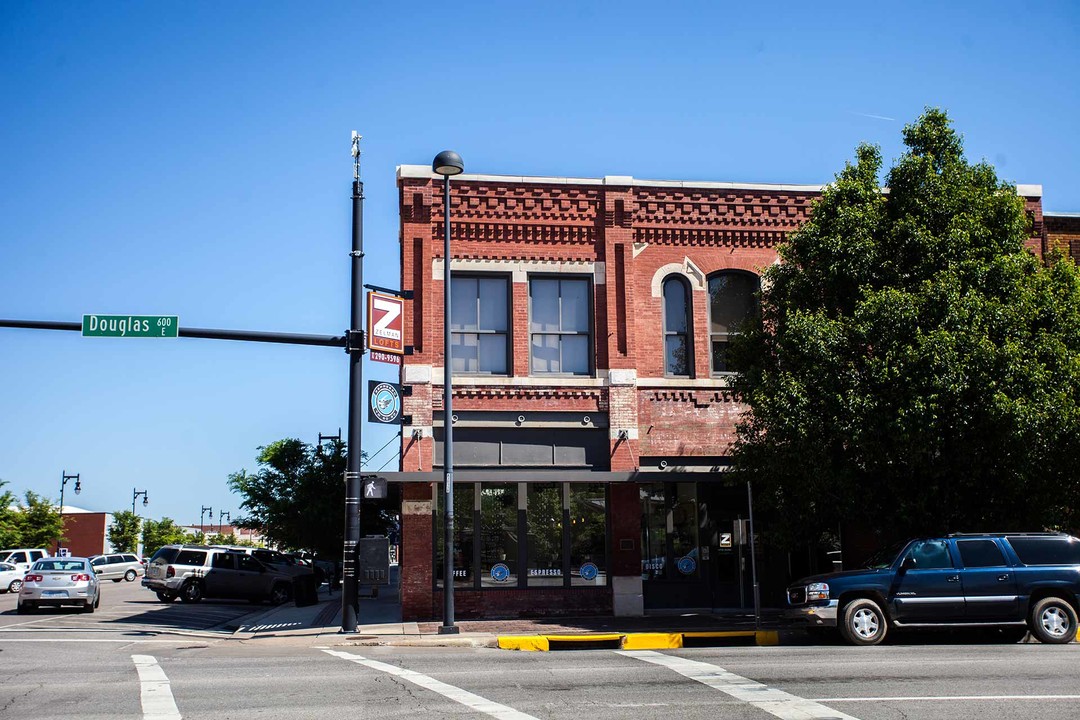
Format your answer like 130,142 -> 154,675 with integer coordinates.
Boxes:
1029,597 -> 1078,644
156,591 -> 176,603
269,583 -> 291,605
179,581 -> 204,604
840,598 -> 888,646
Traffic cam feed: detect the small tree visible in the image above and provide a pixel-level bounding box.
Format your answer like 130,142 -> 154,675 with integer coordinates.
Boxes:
17,491 -> 64,549
0,480 -> 20,548
141,517 -> 190,557
107,510 -> 142,553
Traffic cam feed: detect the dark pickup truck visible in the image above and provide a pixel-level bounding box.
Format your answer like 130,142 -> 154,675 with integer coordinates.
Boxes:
786,533 -> 1080,645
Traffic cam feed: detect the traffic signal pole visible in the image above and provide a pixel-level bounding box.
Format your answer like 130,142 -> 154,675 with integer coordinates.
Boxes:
341,132 -> 366,633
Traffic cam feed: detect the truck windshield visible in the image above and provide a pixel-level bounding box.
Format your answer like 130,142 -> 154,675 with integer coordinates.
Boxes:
862,541 -> 906,569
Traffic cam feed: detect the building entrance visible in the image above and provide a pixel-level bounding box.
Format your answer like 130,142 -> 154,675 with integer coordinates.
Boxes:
640,480 -> 752,611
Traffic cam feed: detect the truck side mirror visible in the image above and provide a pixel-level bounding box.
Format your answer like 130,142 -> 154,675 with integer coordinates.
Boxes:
900,556 -> 916,572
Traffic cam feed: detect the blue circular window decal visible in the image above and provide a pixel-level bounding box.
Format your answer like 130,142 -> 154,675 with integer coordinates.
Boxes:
490,563 -> 510,583
677,556 -> 697,575
579,562 -> 599,581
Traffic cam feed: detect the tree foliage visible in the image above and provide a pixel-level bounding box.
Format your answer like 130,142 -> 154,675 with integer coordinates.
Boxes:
141,517 -> 190,556
107,510 -> 142,553
228,438 -> 391,557
0,480 -> 20,548
730,108 -> 1080,548
17,491 -> 64,549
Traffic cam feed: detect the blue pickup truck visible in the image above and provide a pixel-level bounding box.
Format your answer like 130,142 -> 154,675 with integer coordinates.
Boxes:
786,533 -> 1080,645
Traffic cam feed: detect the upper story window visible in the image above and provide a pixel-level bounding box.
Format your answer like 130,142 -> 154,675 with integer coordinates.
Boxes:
450,275 -> 509,375
662,276 -> 692,377
529,276 -> 591,375
708,271 -> 759,374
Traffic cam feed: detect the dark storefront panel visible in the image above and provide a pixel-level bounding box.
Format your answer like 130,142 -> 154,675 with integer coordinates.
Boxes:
433,427 -> 610,469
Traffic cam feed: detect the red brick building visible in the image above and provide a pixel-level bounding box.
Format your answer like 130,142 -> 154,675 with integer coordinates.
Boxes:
388,165 -> 1046,621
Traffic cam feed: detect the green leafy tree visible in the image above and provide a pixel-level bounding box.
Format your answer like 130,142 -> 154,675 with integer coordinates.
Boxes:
0,480 -> 20,548
17,491 -> 64,549
730,108 -> 1080,549
107,510 -> 142,553
141,517 -> 190,556
229,438 -> 384,557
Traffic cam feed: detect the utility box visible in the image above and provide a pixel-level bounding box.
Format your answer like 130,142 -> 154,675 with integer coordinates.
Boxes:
358,536 -> 390,586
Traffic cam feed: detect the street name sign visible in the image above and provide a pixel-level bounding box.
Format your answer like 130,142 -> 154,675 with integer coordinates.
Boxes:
82,314 -> 179,338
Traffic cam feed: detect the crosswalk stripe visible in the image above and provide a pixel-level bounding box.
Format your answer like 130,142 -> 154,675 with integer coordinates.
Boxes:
321,648 -> 540,720
132,655 -> 182,719
618,650 -> 861,720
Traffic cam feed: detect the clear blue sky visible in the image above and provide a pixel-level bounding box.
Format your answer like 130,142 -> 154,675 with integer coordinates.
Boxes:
2,2 -> 1078,527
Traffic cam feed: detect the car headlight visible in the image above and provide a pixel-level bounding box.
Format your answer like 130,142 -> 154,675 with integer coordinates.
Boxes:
806,582 -> 830,601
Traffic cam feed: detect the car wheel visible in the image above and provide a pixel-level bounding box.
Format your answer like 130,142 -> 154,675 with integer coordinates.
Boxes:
1029,597 -> 1078,644
124,570 -> 137,582
155,591 -> 176,603
269,583 -> 291,605
16,601 -> 33,615
94,591 -> 101,609
840,598 -> 888,646
8,579 -> 21,594
112,578 -> 123,583
179,581 -> 204,604
82,599 -> 95,613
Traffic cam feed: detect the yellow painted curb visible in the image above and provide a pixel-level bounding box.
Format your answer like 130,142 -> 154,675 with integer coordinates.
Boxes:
621,633 -> 683,650
755,630 -> 780,646
498,635 -> 549,651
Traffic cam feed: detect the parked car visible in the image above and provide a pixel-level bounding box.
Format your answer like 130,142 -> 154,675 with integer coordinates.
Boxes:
88,553 -> 145,582
786,532 -> 1080,645
0,548 -> 50,575
141,544 -> 293,604
0,562 -> 24,593
17,556 -> 100,614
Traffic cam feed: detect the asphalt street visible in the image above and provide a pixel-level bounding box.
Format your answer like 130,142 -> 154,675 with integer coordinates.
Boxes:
1,584 -> 1078,720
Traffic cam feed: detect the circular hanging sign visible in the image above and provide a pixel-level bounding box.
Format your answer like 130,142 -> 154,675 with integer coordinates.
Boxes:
677,555 -> 697,575
369,382 -> 401,424
579,562 -> 599,581
490,562 -> 511,583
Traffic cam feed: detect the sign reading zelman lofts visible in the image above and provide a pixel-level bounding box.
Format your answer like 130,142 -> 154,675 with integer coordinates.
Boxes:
82,314 -> 179,338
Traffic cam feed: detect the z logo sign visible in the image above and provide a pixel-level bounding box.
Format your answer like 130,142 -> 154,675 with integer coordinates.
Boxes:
367,292 -> 405,354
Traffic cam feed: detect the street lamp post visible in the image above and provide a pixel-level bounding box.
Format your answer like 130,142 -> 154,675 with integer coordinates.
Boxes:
218,511 -> 230,536
57,471 -> 82,555
132,489 -> 148,516
433,150 -> 463,635
200,506 -> 213,543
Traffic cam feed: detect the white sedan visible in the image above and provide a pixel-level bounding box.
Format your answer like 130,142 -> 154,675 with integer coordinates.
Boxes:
0,562 -> 22,593
18,557 -> 100,614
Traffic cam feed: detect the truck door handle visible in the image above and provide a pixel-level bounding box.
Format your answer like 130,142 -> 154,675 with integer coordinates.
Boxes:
998,574 -> 1010,581
947,575 -> 960,582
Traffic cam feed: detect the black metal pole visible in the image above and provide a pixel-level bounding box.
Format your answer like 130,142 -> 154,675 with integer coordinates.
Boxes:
0,319 -> 345,347
342,135 -> 365,633
439,172 -> 458,634
58,471 -> 66,555
747,481 -> 760,630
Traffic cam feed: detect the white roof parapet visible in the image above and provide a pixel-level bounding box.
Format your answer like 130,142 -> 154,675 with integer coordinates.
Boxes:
397,165 -> 1042,198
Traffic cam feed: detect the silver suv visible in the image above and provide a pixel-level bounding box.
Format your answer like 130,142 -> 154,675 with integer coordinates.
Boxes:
89,553 -> 144,582
142,544 -> 293,604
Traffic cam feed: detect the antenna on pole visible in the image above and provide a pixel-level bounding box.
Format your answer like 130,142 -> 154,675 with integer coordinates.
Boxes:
351,131 -> 362,182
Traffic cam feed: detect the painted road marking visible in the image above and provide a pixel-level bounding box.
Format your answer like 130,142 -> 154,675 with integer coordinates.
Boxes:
131,655 -> 182,720
0,638 -> 186,643
619,650 -> 860,720
321,648 -> 540,720
815,695 -> 1080,702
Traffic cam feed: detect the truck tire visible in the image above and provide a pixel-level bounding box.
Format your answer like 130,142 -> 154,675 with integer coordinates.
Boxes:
179,581 -> 204,604
269,583 -> 291,605
155,591 -> 176,603
1029,597 -> 1078,644
839,598 -> 888,646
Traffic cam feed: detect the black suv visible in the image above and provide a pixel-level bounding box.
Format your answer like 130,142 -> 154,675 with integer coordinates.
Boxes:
786,533 -> 1080,645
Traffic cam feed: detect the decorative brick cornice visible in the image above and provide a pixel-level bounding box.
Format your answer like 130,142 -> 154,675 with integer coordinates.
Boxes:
650,389 -> 740,406
433,221 -> 596,246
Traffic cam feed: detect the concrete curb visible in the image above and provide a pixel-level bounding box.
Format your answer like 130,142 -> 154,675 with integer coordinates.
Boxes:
498,630 -> 783,651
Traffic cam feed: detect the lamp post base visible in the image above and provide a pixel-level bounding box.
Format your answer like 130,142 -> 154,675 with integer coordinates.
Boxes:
438,624 -> 460,635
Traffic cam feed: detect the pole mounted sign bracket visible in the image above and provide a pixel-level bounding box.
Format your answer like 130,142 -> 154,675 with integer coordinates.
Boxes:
345,329 -> 367,355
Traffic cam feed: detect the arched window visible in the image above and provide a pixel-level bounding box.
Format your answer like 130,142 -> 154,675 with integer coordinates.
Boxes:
662,276 -> 692,376
708,271 -> 759,374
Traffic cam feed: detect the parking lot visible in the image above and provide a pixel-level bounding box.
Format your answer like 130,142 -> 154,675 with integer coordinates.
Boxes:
0,572 -> 266,636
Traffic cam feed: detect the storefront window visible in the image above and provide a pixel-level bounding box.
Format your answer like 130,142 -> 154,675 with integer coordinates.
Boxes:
480,484 -> 518,587
641,484 -> 667,579
527,484 -> 563,586
570,484 -> 606,586
434,483 -> 475,588
671,483 -> 699,579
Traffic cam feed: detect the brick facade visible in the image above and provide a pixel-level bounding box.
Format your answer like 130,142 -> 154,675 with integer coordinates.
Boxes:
394,167 -> 1047,621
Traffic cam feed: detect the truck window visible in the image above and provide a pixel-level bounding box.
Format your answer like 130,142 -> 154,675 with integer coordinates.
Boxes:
957,539 -> 1006,567
1007,537 -> 1080,566
904,540 -> 952,569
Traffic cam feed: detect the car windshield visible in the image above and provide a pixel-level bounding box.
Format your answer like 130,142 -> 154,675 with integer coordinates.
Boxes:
861,541 -> 907,569
34,559 -> 88,572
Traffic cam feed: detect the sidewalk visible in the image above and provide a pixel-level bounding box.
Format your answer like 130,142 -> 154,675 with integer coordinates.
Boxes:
228,566 -> 797,650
